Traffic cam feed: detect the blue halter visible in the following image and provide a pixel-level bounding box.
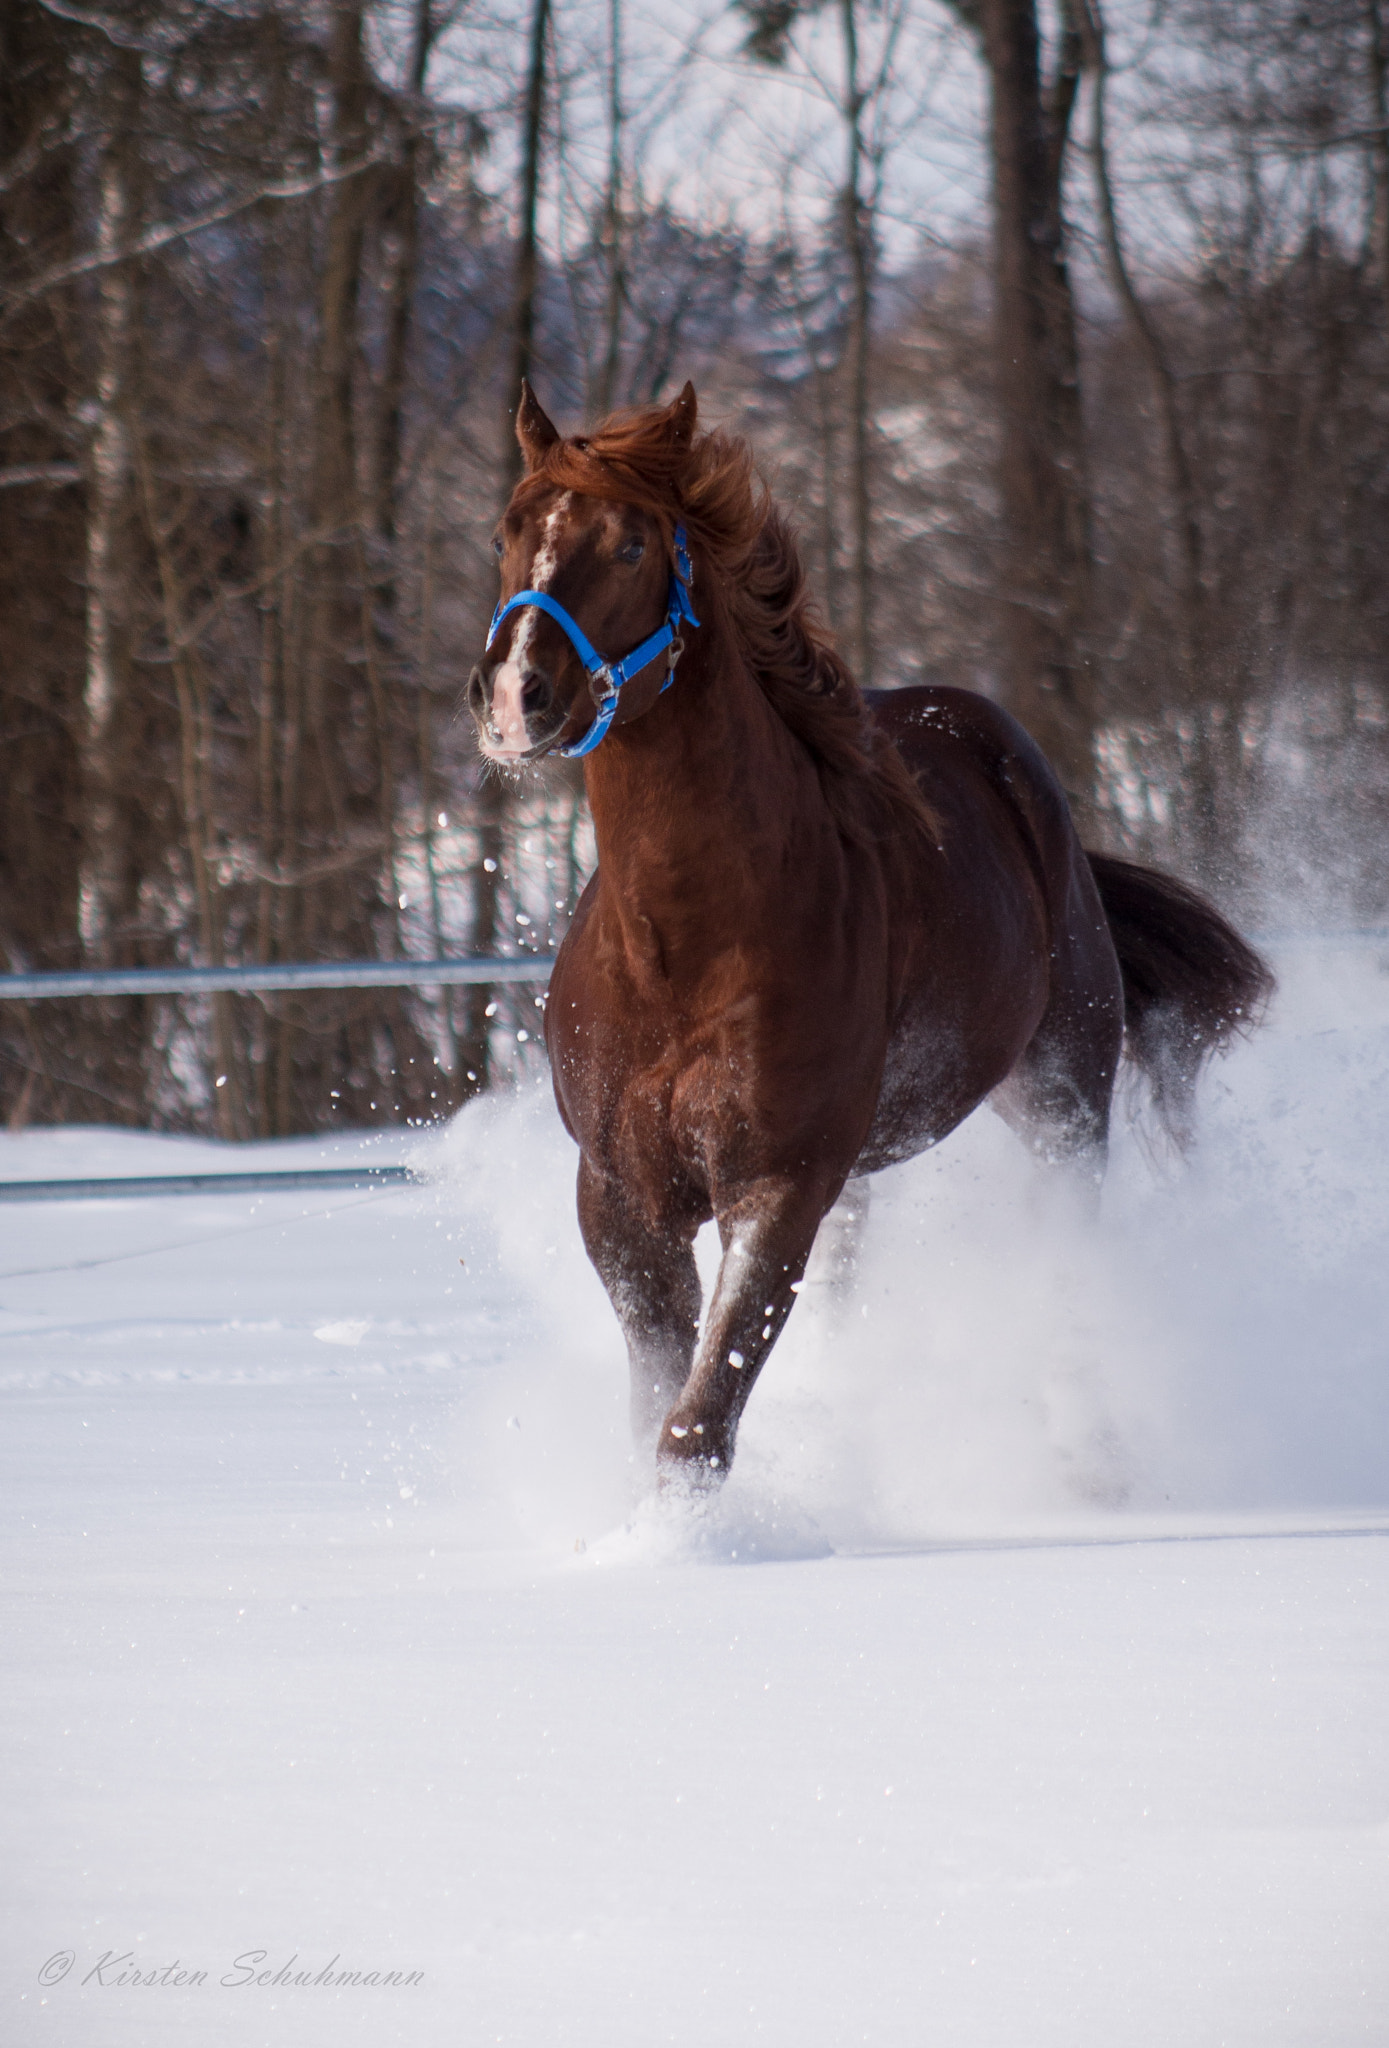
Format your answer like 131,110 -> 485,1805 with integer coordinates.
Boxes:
484,525 -> 700,759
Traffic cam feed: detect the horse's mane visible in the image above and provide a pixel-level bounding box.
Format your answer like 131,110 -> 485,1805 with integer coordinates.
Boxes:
521,404 -> 940,850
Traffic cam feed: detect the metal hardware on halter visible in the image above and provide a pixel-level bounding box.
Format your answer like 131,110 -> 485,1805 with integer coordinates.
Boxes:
485,524 -> 700,761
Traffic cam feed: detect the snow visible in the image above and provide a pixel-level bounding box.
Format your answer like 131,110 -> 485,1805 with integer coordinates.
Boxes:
4,943 -> 1389,2045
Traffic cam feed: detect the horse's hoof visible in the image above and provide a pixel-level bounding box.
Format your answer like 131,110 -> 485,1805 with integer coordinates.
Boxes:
656,1459 -> 726,1503
656,1420 -> 729,1495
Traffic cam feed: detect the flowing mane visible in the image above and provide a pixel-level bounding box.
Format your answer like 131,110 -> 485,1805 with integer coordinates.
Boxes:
519,403 -> 940,847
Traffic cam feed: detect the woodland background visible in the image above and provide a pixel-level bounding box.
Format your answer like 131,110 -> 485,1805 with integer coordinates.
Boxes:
1,0 -> 1386,1136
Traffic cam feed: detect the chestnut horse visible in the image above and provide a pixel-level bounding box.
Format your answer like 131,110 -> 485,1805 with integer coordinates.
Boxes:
468,382 -> 1271,1487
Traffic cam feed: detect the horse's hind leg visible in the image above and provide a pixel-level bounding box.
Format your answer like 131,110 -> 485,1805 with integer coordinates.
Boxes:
576,1157 -> 701,1447
992,955 -> 1123,1195
993,1026 -> 1111,1181
802,1174 -> 872,1317
992,935 -> 1131,1501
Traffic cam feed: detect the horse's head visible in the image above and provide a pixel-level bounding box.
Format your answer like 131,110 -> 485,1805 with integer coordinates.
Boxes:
467,381 -> 698,763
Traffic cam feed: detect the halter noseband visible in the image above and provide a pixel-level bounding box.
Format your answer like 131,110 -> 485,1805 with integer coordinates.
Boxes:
484,524 -> 700,760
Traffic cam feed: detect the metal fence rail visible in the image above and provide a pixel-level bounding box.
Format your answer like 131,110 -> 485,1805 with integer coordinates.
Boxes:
0,956 -> 551,1198
0,1165 -> 418,1204
0,955 -> 557,1001
2,932 -> 1385,1008
0,932 -> 1382,1202
1,933 -> 1385,1008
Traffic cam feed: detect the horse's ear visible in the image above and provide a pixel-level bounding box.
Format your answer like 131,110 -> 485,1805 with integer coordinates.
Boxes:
516,380 -> 561,470
662,381 -> 698,448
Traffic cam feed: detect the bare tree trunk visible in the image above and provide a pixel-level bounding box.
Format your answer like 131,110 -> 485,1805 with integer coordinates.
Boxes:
841,0 -> 874,685
777,224 -> 842,631
255,292 -> 288,1131
0,0 -> 88,1130
81,43 -> 141,961
266,1 -> 432,1128
595,0 -> 624,417
272,446 -> 308,1135
977,0 -> 1095,820
375,0 -> 438,553
1079,0 -> 1201,680
296,2 -> 388,1121
254,18 -> 291,1134
256,304 -> 285,963
310,2 -> 371,760
416,461 -> 459,1085
1366,0 -> 1389,294
355,0 -> 433,959
136,441 -> 245,1141
813,354 -> 842,638
505,0 -> 551,492
460,774 -> 505,1091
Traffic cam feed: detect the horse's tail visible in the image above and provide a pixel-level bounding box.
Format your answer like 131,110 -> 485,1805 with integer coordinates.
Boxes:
1086,852 -> 1275,1144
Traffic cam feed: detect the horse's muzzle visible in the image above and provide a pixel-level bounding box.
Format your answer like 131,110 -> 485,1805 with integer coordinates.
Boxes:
469,658 -> 563,762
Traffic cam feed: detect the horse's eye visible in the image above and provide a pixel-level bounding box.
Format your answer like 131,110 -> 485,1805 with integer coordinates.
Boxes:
492,535 -> 504,557
618,539 -> 645,565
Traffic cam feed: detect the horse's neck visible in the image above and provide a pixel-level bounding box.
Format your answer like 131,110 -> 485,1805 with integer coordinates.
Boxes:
583,621 -> 790,928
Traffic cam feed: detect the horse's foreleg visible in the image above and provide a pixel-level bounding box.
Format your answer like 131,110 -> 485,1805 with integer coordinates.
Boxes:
657,1173 -> 831,1483
576,1158 -> 701,1446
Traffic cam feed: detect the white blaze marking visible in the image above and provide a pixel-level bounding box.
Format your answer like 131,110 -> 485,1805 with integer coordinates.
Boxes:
486,494 -> 573,759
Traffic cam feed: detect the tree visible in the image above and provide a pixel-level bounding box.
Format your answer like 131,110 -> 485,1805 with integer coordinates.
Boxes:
0,0 -> 88,1126
740,0 -> 906,685
81,36 -> 144,958
949,0 -> 1095,817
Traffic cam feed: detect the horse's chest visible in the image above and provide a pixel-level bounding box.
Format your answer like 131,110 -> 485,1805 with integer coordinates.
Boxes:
552,895 -> 890,1197
556,979 -> 796,1186
616,1020 -> 756,1167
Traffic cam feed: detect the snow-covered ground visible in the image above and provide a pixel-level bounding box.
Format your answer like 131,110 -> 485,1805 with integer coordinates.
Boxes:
4,943 -> 1388,2046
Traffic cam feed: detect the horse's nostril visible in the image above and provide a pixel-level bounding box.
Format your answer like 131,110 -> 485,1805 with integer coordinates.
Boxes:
520,670 -> 552,718
465,664 -> 487,718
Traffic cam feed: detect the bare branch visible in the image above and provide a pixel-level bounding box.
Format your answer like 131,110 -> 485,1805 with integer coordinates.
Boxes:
0,151 -> 393,325
0,464 -> 82,489
32,0 -> 159,53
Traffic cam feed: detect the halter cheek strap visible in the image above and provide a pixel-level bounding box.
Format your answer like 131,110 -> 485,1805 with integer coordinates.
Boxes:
484,525 -> 700,760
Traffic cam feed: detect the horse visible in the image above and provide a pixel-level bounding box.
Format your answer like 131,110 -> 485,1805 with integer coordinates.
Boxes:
467,380 -> 1272,1487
